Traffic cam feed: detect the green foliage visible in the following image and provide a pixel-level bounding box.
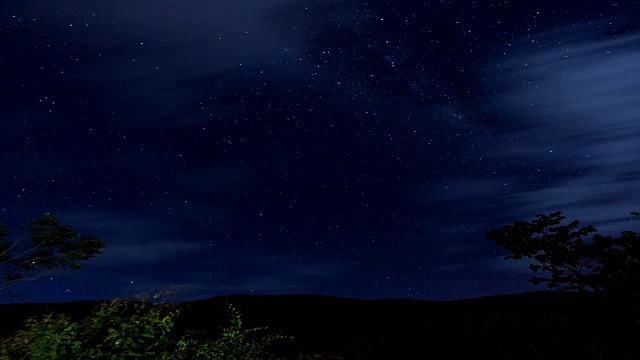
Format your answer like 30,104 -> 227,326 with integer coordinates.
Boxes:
0,312 -> 81,360
0,289 -> 299,360
76,291 -> 181,359
168,301 -> 294,360
486,211 -> 640,299
0,289 -> 180,360
0,212 -> 105,297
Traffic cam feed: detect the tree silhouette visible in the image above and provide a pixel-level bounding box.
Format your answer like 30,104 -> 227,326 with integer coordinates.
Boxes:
485,211 -> 640,300
0,213 -> 105,298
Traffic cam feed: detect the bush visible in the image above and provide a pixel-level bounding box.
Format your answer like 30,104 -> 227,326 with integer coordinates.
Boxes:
0,289 -> 180,360
168,301 -> 294,360
0,289 -> 299,360
0,312 -> 82,360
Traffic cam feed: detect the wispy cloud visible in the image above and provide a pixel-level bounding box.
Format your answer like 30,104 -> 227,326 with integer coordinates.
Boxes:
484,24 -> 640,235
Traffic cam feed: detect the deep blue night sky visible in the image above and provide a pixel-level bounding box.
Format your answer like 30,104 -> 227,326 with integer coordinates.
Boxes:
1,0 -> 639,303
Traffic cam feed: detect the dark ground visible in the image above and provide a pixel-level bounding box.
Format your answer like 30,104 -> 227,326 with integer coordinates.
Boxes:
0,291 -> 638,359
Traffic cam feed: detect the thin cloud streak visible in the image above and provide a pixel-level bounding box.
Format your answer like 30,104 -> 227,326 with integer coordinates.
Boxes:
486,24 -> 640,236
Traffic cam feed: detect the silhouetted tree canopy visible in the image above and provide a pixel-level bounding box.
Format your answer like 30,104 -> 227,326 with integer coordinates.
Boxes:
486,211 -> 640,300
0,213 -> 105,298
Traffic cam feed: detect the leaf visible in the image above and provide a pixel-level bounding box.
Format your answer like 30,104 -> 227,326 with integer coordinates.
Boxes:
486,210 -> 640,298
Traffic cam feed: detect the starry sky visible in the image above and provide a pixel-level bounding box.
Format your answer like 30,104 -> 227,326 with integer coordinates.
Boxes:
1,0 -> 639,304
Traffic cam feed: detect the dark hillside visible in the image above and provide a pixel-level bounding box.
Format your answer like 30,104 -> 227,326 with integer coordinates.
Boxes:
0,291 -> 638,359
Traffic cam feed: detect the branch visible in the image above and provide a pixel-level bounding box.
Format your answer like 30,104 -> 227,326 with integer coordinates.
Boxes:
0,240 -> 19,258
558,262 -> 581,276
0,264 -> 65,291
0,241 -> 47,265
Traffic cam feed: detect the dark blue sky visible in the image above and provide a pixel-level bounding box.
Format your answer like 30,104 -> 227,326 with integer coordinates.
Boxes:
1,0 -> 639,303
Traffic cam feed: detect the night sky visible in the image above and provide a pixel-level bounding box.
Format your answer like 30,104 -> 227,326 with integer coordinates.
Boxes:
1,0 -> 639,304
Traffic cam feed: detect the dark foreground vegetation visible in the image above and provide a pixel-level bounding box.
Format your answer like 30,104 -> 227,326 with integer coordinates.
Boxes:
0,290 -> 638,359
0,211 -> 638,359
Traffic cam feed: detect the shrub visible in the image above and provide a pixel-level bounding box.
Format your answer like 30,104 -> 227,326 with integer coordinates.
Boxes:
168,301 -> 294,360
0,289 -> 300,360
0,289 -> 180,360
0,312 -> 81,360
